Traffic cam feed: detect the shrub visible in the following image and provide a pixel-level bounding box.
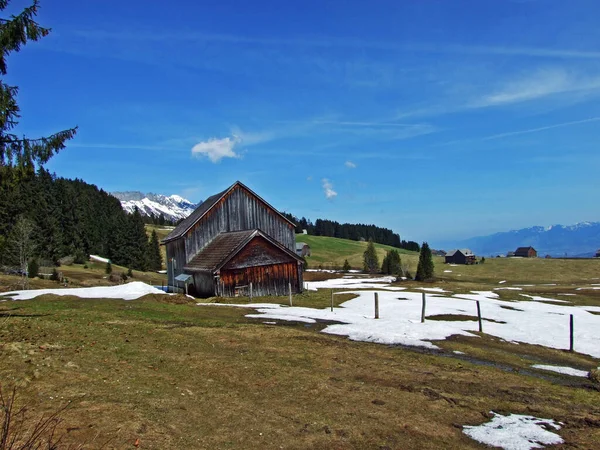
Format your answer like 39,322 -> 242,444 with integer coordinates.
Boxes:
58,255 -> 74,266
342,259 -> 351,272
127,267 -> 133,278
83,264 -> 88,269
0,385 -> 69,450
27,259 -> 39,279
105,262 -> 112,275
121,272 -> 128,282
481,257 -> 486,264
73,250 -> 87,264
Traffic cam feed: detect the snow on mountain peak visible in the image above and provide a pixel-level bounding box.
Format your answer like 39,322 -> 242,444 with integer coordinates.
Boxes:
111,191 -> 198,222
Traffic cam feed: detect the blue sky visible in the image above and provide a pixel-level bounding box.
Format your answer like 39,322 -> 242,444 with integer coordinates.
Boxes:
7,0 -> 600,244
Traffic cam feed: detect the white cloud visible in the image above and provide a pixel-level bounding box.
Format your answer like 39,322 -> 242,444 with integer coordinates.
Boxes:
473,68 -> 600,107
322,179 -> 337,200
191,136 -> 241,163
345,161 -> 357,168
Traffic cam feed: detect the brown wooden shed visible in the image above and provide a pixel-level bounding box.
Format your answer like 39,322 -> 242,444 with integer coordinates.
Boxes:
161,181 -> 303,298
514,246 -> 537,258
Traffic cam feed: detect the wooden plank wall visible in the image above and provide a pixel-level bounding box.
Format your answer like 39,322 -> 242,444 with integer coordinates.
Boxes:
220,262 -> 300,297
183,185 -> 295,264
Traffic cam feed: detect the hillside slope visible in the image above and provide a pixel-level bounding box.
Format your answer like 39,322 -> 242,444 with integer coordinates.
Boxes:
296,235 -> 420,271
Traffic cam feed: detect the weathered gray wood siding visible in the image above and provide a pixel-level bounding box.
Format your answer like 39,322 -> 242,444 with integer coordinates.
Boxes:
183,185 -> 295,264
166,239 -> 186,286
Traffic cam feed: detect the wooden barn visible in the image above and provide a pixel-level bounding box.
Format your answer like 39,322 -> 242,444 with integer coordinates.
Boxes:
161,181 -> 304,298
445,249 -> 476,265
514,246 -> 537,258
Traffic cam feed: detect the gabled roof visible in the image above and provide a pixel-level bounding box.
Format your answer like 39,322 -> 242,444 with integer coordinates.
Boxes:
446,249 -> 474,257
184,229 -> 302,273
515,246 -> 536,253
162,181 -> 295,243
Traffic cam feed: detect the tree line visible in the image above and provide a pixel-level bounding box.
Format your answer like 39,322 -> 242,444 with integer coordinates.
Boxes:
281,213 -> 420,252
0,167 -> 162,272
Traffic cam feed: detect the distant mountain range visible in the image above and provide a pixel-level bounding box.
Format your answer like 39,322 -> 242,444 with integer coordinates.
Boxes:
438,222 -> 600,257
111,191 -> 197,222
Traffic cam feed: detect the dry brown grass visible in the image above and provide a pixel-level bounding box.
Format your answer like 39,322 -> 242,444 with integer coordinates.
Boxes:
0,295 -> 599,449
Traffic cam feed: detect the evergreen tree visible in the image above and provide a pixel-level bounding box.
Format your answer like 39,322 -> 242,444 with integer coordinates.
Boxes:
381,252 -> 390,274
127,208 -> 149,271
342,259 -> 351,272
105,261 -> 112,275
415,242 -> 434,281
0,1 -> 77,175
147,229 -> 163,271
27,257 -> 39,278
363,239 -> 379,274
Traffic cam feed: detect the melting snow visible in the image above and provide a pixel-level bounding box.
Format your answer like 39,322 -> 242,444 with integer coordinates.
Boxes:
1,282 -> 165,301
305,276 -> 404,291
531,365 -> 589,378
204,276 -> 600,357
499,280 -> 507,284
463,412 -> 563,450
495,287 -> 523,291
519,294 -> 570,304
416,287 -> 448,293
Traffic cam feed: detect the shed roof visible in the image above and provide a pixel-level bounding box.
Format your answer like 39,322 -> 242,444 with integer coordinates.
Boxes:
162,181 -> 296,244
446,249 -> 474,257
515,246 -> 536,252
296,242 -> 309,250
184,229 -> 301,273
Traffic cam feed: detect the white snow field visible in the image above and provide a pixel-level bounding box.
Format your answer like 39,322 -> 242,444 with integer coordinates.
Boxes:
200,277 -> 600,358
463,412 -> 563,450
1,282 -> 165,301
531,365 -> 589,378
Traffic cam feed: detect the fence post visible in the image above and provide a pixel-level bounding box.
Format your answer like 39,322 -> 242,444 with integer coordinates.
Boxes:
421,292 -> 426,323
476,300 -> 483,333
249,282 -> 253,302
331,289 -> 334,312
289,282 -> 293,306
374,292 -> 379,319
570,314 -> 574,352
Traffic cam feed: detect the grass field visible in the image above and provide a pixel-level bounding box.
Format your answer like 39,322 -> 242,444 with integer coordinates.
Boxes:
3,238 -> 598,447
145,224 -> 175,270
296,234 -> 420,271
1,290 -> 599,449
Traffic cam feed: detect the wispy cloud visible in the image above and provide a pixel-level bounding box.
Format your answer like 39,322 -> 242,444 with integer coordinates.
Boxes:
472,68 -> 600,108
398,68 -> 600,119
191,136 -> 241,163
322,179 -> 338,200
345,161 -> 357,168
482,117 -> 600,141
71,29 -> 600,60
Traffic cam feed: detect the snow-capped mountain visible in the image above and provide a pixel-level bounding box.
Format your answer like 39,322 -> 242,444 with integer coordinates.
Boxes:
437,222 -> 600,257
111,191 -> 198,222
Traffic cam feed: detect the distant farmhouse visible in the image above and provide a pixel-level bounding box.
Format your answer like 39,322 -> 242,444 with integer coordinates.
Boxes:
445,249 -> 476,265
595,249 -> 600,258
161,181 -> 304,298
514,246 -> 537,258
295,242 -> 311,257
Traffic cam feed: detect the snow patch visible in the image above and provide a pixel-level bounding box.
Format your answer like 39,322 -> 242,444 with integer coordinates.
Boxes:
531,365 -> 589,378
89,255 -> 110,264
2,282 -> 165,301
463,412 -> 563,450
